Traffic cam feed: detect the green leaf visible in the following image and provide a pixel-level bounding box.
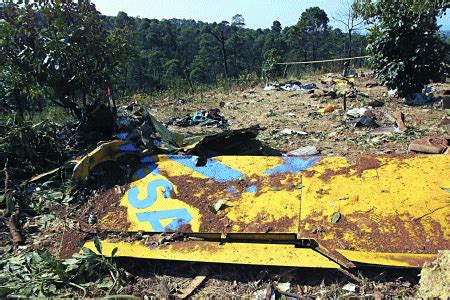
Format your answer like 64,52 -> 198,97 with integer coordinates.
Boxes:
62,258 -> 79,265
330,212 -> 341,224
0,287 -> 12,297
96,279 -> 114,288
111,247 -> 118,258
93,237 -> 102,254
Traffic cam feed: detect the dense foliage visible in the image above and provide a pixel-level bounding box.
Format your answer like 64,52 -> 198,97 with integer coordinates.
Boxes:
355,0 -> 448,97
0,0 -> 131,118
110,7 -> 368,96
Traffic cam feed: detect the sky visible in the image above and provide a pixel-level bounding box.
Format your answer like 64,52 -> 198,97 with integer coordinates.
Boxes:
92,0 -> 450,32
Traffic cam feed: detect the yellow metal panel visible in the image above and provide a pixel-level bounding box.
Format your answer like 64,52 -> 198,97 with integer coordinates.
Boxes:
299,155 -> 450,255
73,140 -> 128,180
83,240 -> 339,269
90,154 -> 449,268
337,250 -> 436,268
112,155 -> 311,233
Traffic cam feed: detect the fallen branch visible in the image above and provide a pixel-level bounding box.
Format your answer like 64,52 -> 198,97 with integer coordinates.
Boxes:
176,266 -> 210,299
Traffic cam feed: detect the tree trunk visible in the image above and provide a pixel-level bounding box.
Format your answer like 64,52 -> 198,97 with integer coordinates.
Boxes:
220,39 -> 229,78
348,29 -> 353,58
183,69 -> 195,93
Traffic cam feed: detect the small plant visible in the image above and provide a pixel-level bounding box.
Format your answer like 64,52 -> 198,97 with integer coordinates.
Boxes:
0,238 -> 124,297
262,49 -> 282,81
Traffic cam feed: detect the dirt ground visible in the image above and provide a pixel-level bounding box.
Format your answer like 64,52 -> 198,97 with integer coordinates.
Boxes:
152,73 -> 449,161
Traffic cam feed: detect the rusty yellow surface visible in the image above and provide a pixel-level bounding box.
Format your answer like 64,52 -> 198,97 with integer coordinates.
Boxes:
83,240 -> 339,268
121,155 -> 303,233
73,140 -> 128,180
89,154 -> 449,268
299,155 -> 449,255
336,250 -> 436,268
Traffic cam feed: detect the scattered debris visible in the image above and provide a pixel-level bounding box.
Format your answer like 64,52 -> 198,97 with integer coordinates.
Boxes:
208,199 -> 227,214
287,146 -> 318,156
174,98 -> 188,105
342,283 -> 357,292
166,108 -> 228,128
393,111 -> 407,132
278,128 -> 308,136
352,116 -> 379,128
405,93 -> 437,106
276,282 -> 291,292
176,267 -> 210,298
368,99 -> 385,107
388,89 -> 398,97
408,137 -> 448,154
330,212 -> 341,224
422,86 -> 435,96
346,107 -> 367,118
320,103 -> 337,113
265,81 -> 317,92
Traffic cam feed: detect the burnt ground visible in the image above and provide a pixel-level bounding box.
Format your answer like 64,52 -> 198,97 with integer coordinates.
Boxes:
2,72 -> 449,298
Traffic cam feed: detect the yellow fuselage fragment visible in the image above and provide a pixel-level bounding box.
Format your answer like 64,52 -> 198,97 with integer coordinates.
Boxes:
83,154 -> 449,268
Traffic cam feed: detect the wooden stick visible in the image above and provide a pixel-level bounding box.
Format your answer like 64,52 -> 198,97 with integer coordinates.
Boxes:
176,266 -> 210,299
8,212 -> 23,245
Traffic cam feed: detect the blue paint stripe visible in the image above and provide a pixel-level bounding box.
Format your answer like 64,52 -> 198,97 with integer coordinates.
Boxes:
136,168 -> 147,179
167,155 -> 244,182
263,157 -> 319,175
119,144 -> 140,152
116,132 -> 128,141
141,156 -> 154,163
136,208 -> 192,232
246,185 -> 257,193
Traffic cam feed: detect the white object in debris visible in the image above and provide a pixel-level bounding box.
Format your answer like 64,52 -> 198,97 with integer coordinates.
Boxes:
254,288 -> 275,299
346,107 -> 367,118
281,84 -> 301,92
276,282 -> 291,292
264,85 -> 275,91
342,283 -> 357,292
280,128 -> 307,135
388,89 -> 398,97
287,146 -> 318,156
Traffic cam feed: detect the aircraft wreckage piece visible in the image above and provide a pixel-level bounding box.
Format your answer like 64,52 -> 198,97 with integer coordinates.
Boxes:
82,154 -> 449,269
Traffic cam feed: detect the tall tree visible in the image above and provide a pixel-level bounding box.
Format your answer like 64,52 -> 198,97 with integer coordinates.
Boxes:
271,20 -> 282,33
296,7 -> 329,60
333,0 -> 365,57
231,14 -> 246,27
205,21 -> 231,78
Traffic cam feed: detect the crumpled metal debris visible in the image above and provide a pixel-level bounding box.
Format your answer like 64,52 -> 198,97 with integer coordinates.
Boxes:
71,103 -> 279,180
165,108 -> 228,128
265,81 -> 317,92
